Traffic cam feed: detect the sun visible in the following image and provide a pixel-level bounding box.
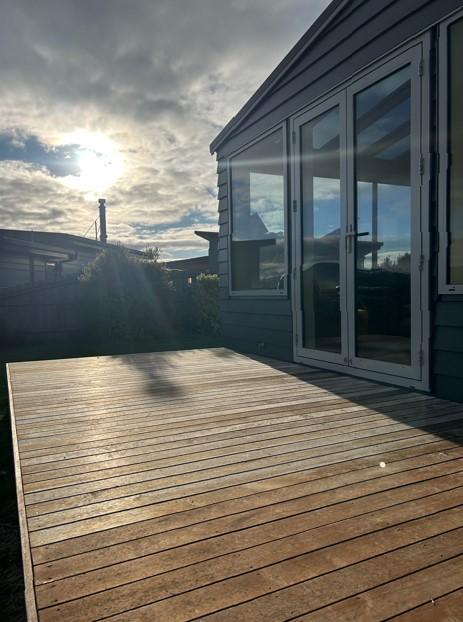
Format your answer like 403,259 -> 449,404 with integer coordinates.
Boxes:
59,130 -> 124,198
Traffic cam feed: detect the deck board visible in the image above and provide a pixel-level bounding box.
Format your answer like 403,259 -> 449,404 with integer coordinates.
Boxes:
7,347 -> 463,621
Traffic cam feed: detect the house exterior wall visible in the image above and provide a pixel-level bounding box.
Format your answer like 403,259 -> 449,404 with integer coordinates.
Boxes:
214,0 -> 463,399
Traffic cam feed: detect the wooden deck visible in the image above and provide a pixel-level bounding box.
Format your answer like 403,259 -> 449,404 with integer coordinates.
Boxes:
7,347 -> 463,622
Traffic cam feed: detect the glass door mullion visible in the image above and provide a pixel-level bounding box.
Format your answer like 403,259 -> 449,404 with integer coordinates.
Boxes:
292,94 -> 348,366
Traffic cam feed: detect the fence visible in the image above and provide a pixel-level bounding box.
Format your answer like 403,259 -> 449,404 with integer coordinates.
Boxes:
0,278 -> 81,344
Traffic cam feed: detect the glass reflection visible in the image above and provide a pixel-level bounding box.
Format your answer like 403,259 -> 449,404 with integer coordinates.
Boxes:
301,106 -> 342,353
448,18 -> 463,284
231,130 -> 285,290
354,66 -> 412,365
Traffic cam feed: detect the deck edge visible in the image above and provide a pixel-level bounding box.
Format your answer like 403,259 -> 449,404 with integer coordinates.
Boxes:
7,363 -> 39,622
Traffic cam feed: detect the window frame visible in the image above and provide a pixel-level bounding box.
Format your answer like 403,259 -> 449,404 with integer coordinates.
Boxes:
438,9 -> 463,294
227,122 -> 289,297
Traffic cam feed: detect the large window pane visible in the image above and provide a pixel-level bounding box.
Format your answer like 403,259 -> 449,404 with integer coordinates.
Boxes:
449,18 -> 463,284
354,66 -> 412,365
300,106 -> 342,353
230,130 -> 285,291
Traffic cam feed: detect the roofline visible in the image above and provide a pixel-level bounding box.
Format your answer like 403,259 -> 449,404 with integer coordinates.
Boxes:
194,230 -> 219,241
0,228 -> 144,255
209,0 -> 349,155
0,234 -> 75,261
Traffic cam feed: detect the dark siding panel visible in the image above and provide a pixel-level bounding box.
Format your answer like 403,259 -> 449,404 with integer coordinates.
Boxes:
222,311 -> 292,332
433,300 -> 463,401
433,350 -> 463,379
217,185 -> 227,200
434,375 -> 463,403
217,169 -> 228,187
218,262 -> 228,277
433,326 -> 463,353
434,301 -> 463,327
222,297 -> 291,315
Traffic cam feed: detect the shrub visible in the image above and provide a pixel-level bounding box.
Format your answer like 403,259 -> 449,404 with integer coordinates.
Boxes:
192,273 -> 220,335
79,246 -> 177,341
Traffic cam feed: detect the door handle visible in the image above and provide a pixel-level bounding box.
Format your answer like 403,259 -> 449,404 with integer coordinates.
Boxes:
345,230 -> 370,253
345,231 -> 370,237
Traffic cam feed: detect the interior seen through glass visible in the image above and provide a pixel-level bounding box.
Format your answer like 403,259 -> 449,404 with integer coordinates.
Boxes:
230,130 -> 285,290
449,17 -> 463,285
354,66 -> 412,365
301,106 -> 342,353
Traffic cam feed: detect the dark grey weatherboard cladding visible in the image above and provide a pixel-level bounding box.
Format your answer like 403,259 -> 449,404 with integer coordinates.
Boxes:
213,0 -> 463,400
433,299 -> 463,401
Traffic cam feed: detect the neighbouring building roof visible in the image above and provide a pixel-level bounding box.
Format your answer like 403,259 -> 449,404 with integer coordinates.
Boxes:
0,228 -> 143,257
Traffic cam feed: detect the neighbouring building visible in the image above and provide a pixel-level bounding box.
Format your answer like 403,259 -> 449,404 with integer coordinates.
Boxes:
210,0 -> 463,401
0,228 -> 143,290
164,230 -> 218,286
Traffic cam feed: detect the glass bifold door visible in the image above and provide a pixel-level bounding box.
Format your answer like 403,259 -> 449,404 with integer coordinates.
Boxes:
292,49 -> 424,384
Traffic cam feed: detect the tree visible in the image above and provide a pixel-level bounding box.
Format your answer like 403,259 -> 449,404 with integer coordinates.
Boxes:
79,246 -> 176,341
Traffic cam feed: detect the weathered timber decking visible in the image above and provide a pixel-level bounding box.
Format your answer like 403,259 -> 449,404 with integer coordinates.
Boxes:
7,347 -> 463,622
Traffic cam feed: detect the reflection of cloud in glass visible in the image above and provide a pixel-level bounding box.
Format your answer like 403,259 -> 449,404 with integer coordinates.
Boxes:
312,177 -> 340,238
250,172 -> 284,233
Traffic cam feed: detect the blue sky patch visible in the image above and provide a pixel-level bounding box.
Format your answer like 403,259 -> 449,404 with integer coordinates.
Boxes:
0,129 -> 81,177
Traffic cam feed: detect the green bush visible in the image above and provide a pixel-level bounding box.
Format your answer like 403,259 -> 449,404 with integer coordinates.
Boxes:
192,273 -> 220,335
79,246 -> 177,341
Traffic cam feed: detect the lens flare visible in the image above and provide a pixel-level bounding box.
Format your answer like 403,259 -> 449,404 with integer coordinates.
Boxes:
59,130 -> 124,199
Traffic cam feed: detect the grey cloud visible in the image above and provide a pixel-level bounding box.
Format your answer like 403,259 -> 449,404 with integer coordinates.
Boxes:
0,0 -> 330,256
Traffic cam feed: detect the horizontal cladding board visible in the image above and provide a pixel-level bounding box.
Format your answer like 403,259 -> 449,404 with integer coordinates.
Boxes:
217,159 -> 227,174
433,326 -> 463,353
433,350 -> 463,380
222,311 -> 292,332
218,197 -> 228,212
221,297 -> 292,315
219,223 -> 229,236
218,237 -> 228,250
434,301 -> 463,327
433,373 -> 463,402
217,249 -> 228,263
218,211 -> 228,226
218,262 -> 228,277
217,0 -> 462,159
0,257 -> 31,266
217,169 -> 228,187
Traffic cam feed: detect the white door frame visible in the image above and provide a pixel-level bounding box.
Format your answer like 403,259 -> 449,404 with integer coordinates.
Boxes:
291,41 -> 430,391
291,92 -> 348,367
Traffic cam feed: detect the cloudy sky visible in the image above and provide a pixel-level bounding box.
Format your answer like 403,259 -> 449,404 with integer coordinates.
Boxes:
0,0 -> 330,259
